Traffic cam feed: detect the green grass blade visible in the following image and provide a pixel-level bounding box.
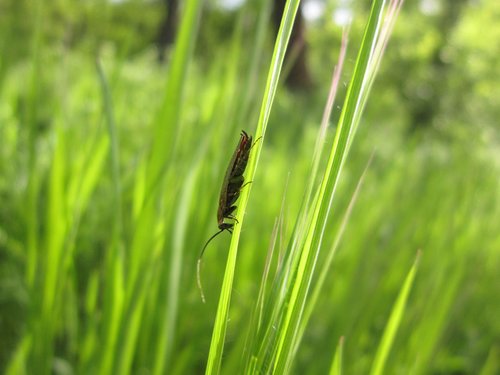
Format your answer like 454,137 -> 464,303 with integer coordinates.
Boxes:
94,58 -> 127,375
153,162 -> 200,375
329,337 -> 345,375
480,346 -> 499,375
204,0 -> 302,373
96,59 -> 123,244
110,0 -> 203,372
125,0 -> 202,309
5,336 -> 30,375
296,154 -> 374,355
242,178 -> 289,371
145,0 -> 203,198
272,1 -> 389,372
25,0 -> 44,291
370,252 -> 421,375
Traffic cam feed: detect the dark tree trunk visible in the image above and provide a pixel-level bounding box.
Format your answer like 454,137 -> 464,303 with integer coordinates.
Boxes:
156,0 -> 179,62
273,0 -> 312,89
155,0 -> 312,89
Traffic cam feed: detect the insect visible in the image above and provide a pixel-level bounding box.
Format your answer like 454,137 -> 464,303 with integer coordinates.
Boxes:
197,130 -> 254,303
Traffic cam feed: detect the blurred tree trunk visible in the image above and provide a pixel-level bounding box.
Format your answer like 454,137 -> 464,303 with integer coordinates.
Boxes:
156,0 -> 312,89
156,0 -> 178,62
272,0 -> 312,89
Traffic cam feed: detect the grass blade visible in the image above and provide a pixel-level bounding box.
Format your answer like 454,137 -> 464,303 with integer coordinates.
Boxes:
329,337 -> 345,375
272,1 -> 390,372
204,0 -> 302,373
370,251 -> 421,375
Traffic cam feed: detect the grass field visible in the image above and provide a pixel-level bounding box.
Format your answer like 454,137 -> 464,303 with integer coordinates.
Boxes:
0,0 -> 499,374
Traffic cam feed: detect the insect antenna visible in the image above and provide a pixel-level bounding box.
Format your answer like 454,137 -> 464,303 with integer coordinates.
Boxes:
197,228 -> 228,303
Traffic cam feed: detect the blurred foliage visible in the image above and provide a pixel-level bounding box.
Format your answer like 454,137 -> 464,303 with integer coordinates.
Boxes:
1,0 -> 499,138
308,0 -> 500,139
0,0 -> 161,72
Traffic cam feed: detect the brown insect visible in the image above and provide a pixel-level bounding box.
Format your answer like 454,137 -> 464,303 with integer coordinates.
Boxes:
197,130 -> 254,302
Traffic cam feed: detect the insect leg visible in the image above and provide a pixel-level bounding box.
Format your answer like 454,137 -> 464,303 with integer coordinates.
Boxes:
241,180 -> 252,189
250,136 -> 262,149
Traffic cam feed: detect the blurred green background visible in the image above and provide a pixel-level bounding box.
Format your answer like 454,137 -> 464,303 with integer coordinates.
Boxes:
0,0 -> 499,374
